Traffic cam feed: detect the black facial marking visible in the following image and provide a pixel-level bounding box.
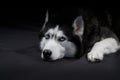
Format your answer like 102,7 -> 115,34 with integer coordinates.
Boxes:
51,34 -> 54,39
57,24 -> 83,58
45,34 -> 50,39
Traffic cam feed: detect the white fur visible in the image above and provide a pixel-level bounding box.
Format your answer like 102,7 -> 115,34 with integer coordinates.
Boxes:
40,38 -> 46,50
54,25 -> 59,33
45,25 -> 60,37
43,39 -> 65,60
61,41 -> 76,57
87,38 -> 120,62
40,25 -> 76,60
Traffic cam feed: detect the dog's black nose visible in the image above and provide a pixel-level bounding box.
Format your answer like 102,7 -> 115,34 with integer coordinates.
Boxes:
43,49 -> 52,59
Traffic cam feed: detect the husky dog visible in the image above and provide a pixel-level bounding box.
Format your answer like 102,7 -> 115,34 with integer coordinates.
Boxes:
39,8 -> 120,62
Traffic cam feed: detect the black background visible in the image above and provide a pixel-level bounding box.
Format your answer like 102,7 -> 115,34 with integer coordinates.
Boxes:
0,7 -> 120,80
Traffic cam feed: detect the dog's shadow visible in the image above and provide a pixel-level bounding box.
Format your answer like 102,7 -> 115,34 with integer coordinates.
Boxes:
15,44 -> 120,65
15,45 -> 82,64
39,56 -> 88,65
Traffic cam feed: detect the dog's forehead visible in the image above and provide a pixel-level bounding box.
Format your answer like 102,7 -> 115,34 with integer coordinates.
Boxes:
46,25 -> 64,36
48,25 -> 59,33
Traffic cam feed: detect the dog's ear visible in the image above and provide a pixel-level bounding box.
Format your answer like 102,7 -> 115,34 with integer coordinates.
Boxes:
73,16 -> 84,38
40,10 -> 49,31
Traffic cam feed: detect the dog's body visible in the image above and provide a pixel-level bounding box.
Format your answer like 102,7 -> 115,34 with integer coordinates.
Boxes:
39,8 -> 120,62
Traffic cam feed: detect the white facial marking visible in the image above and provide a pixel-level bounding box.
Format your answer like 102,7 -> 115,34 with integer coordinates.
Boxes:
54,25 -> 59,33
40,25 -> 77,60
46,29 -> 54,35
87,38 -> 120,62
62,41 -> 76,57
40,37 -> 47,50
45,25 -> 59,37
43,39 -> 65,60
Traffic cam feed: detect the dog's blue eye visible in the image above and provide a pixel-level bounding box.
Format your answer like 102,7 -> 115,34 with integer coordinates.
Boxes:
45,34 -> 50,39
58,37 -> 66,42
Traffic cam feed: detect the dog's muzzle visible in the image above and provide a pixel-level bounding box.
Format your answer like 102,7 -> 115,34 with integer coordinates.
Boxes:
41,39 -> 65,61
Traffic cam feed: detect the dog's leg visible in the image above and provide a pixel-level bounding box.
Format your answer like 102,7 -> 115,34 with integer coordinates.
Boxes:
87,38 -> 120,62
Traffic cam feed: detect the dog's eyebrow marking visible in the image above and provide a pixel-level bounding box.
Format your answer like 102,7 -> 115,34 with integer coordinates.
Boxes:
54,25 -> 59,33
50,25 -> 60,40
47,29 -> 54,35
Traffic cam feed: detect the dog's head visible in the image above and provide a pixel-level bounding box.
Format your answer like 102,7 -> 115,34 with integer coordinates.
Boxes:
39,11 -> 84,61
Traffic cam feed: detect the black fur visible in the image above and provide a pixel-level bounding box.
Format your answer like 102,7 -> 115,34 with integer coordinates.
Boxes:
39,22 -> 82,58
39,8 -> 119,58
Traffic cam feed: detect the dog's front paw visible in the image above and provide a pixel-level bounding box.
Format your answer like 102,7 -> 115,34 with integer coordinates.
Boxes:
87,51 -> 104,62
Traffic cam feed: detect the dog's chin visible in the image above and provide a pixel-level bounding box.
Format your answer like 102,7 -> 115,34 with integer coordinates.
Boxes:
42,57 -> 62,62
41,52 -> 65,61
41,55 -> 64,62
43,58 -> 61,62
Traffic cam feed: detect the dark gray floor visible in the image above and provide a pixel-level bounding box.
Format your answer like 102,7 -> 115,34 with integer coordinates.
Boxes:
0,26 -> 120,80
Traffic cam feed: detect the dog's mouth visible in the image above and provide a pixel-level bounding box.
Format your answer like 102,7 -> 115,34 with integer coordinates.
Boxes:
41,51 -> 65,61
41,55 -> 64,61
42,58 -> 61,62
42,58 -> 53,62
41,54 -> 63,62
